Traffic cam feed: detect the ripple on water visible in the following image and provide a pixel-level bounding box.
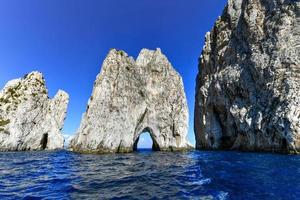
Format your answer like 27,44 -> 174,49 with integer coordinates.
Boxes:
0,150 -> 299,199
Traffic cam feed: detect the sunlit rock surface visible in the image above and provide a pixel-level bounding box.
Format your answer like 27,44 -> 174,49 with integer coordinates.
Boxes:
70,48 -> 191,153
195,0 -> 300,153
0,72 -> 69,151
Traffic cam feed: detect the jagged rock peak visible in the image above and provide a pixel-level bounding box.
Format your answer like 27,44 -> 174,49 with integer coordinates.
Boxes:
70,48 -> 191,153
195,0 -> 300,153
0,71 -> 69,151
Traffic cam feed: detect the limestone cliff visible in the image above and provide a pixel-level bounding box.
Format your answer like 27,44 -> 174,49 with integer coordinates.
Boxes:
0,72 -> 69,151
70,48 -> 191,153
195,0 -> 300,153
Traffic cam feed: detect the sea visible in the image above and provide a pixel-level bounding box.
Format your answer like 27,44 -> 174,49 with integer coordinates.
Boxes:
0,150 -> 299,200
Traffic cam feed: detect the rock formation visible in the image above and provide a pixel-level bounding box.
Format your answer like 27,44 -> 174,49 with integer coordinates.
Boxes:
195,0 -> 300,153
70,48 -> 191,153
0,72 -> 69,151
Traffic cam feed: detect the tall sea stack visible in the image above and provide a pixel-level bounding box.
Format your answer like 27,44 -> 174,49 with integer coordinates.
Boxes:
70,48 -> 191,153
0,72 -> 69,151
195,0 -> 300,153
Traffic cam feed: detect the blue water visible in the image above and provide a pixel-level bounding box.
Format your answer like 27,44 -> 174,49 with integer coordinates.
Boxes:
0,150 -> 299,200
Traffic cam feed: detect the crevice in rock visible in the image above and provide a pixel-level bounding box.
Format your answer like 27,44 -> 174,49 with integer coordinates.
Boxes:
40,133 -> 48,150
210,107 -> 224,147
133,109 -> 148,136
281,138 -> 287,150
220,136 -> 234,149
210,137 -> 215,146
133,137 -> 139,151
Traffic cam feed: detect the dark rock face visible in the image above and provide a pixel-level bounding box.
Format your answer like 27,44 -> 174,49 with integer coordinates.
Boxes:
195,0 -> 300,153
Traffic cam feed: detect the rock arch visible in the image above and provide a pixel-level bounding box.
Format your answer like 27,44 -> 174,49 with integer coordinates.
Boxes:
133,127 -> 160,151
70,48 -> 192,154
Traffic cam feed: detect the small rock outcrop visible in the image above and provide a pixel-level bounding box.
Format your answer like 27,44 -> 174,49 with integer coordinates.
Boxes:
195,0 -> 300,153
70,48 -> 191,153
0,72 -> 69,151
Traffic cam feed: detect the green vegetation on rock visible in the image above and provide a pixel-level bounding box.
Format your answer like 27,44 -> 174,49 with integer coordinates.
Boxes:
0,119 -> 10,126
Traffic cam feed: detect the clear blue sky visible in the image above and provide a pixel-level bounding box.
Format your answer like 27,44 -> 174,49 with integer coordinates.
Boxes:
0,0 -> 227,148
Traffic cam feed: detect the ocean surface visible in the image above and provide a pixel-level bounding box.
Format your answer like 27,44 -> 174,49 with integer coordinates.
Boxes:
0,150 -> 299,200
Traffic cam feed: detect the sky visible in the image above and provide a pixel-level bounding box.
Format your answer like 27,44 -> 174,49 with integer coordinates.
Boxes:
0,0 -> 227,148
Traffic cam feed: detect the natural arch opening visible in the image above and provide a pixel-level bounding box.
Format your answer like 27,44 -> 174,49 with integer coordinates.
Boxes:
133,128 -> 160,151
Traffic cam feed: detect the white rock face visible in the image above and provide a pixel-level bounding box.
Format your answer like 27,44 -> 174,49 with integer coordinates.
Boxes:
0,72 -> 69,151
70,48 -> 191,153
195,0 -> 300,153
